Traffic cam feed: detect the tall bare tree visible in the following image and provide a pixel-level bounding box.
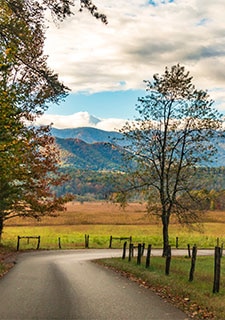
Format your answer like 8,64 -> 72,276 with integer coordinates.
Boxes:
117,64 -> 223,256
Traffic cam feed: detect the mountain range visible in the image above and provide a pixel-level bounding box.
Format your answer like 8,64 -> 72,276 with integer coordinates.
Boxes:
51,127 -> 122,144
55,137 -> 126,170
52,127 -> 225,170
51,127 -> 126,170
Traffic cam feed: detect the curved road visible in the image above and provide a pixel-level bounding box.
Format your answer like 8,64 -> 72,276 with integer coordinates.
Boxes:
0,249 -> 208,320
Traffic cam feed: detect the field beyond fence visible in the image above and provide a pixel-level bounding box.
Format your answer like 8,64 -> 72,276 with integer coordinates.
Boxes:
3,201 -> 225,250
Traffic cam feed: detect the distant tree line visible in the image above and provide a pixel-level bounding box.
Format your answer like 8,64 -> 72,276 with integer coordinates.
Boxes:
55,167 -> 225,208
55,169 -> 122,201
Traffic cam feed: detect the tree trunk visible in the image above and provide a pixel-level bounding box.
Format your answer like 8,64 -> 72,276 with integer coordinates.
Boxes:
0,216 -> 3,243
162,214 -> 170,257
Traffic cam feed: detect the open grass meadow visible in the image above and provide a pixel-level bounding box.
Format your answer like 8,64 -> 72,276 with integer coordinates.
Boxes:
2,201 -> 225,250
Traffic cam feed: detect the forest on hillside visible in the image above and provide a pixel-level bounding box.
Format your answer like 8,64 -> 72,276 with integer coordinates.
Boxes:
55,167 -> 225,208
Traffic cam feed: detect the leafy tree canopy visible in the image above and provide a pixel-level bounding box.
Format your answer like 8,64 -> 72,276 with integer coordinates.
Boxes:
0,0 -> 106,238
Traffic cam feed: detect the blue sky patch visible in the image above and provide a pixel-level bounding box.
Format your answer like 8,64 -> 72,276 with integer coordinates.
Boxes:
148,0 -> 174,6
148,0 -> 157,5
196,18 -> 209,26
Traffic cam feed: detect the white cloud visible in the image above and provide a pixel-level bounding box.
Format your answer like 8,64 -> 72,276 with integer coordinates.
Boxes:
44,0 -> 225,110
35,111 -> 128,131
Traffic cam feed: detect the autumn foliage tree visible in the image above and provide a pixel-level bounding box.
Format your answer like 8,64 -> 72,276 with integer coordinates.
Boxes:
116,65 -> 224,256
0,0 -> 106,238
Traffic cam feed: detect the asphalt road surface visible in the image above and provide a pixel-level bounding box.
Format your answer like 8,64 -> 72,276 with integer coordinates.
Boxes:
0,249 -> 206,320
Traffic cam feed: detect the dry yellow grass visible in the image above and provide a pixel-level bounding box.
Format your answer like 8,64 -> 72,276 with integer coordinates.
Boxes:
5,201 -> 156,226
5,201 -> 225,227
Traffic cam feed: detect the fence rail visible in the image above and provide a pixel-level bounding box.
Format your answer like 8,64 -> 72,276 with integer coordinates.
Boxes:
17,236 -> 40,251
109,236 -> 132,249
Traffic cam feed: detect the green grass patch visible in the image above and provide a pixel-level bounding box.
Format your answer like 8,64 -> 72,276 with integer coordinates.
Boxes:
2,224 -> 225,250
97,256 -> 225,319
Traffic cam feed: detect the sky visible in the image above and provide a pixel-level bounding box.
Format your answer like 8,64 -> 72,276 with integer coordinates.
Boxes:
37,0 -> 225,131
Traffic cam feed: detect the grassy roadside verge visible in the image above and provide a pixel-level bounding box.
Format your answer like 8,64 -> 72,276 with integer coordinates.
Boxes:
96,256 -> 225,320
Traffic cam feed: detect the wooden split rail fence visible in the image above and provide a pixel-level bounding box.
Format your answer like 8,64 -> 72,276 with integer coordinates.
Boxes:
109,236 -> 132,249
17,236 -> 40,251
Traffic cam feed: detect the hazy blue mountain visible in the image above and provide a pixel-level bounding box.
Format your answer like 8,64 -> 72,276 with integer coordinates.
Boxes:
51,127 -> 123,144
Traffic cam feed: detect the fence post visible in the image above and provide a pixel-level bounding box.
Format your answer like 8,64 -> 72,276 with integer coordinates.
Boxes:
137,243 -> 142,265
122,241 -> 127,259
213,246 -> 221,293
187,244 -> 191,258
128,243 -> 133,262
85,234 -> 89,248
189,245 -> 197,281
17,236 -> 20,251
37,236 -> 40,250
109,235 -> 112,248
58,237 -> 61,249
176,237 -> 179,249
165,245 -> 171,275
146,244 -> 152,268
